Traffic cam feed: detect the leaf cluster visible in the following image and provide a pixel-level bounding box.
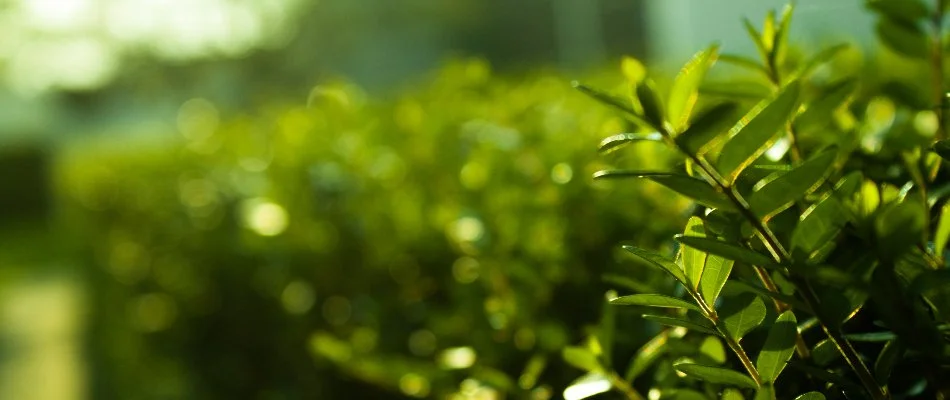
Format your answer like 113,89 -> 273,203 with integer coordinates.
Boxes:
570,3 -> 950,400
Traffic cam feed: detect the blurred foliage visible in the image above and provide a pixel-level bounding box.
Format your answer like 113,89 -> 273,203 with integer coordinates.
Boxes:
54,58 -> 691,399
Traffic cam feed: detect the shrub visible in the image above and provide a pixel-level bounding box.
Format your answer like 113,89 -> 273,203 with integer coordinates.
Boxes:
56,60 -> 686,398
567,2 -> 950,400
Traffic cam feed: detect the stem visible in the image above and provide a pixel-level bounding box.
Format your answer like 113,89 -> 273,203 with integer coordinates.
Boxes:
752,264 -> 812,359
682,45 -> 888,394
933,0 -> 947,141
609,371 -> 645,400
719,323 -> 764,387
670,146 -> 889,400
692,288 -> 763,387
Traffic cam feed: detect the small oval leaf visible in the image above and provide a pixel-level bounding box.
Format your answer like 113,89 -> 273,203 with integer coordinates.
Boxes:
795,79 -> 858,134
719,292 -> 767,340
636,80 -> 667,130
682,217 -> 708,290
610,294 -> 700,312
593,171 -> 736,211
699,254 -> 735,307
573,82 -> 653,128
875,18 -> 930,59
598,132 -> 664,154
756,311 -> 799,383
794,392 -> 826,400
562,346 -> 602,373
642,314 -> 718,336
873,339 -> 902,382
794,43 -> 849,79
717,82 -> 801,183
932,139 -> 950,162
748,148 -> 838,220
668,45 -> 721,130
675,235 -> 778,268
624,331 -> 668,381
622,245 -> 689,285
675,102 -> 743,156
674,362 -> 758,389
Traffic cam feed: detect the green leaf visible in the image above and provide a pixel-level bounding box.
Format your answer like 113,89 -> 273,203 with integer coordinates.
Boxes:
875,18 -> 930,59
518,354 -> 547,390
794,44 -> 850,79
936,202 -> 950,257
762,10 -> 776,51
743,18 -> 769,64
810,339 -> 841,366
642,314 -> 718,335
844,331 -> 897,342
682,217 -> 708,290
622,56 -> 647,83
719,54 -> 768,76
593,171 -> 736,211
794,392 -> 826,400
726,280 -> 810,313
717,82 -> 801,183
867,0 -> 930,26
701,81 -> 772,100
598,132 -> 664,154
748,149 -> 837,220
610,294 -> 700,311
699,253 -> 735,307
636,80 -> 666,130
675,236 -> 777,268
771,4 -> 794,68
908,269 -> 950,295
756,311 -> 798,383
660,389 -> 708,400
719,292 -> 767,340
699,336 -> 727,364
562,346 -> 602,373
624,331 -> 668,381
573,82 -> 652,127
791,192 -> 847,259
795,79 -> 858,134
622,245 -> 689,285
668,45 -> 721,131
873,339 -> 902,382
786,360 -> 864,393
675,102 -> 743,156
673,362 -> 758,389
722,388 -> 745,400
933,140 -> 950,162
875,199 -> 926,260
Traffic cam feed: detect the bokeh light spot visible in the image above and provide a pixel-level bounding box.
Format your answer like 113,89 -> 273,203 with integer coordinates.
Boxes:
550,162 -> 573,185
915,110 -> 939,136
451,216 -> 485,243
281,280 -> 316,315
438,347 -> 477,369
240,198 -> 289,236
452,257 -> 481,284
398,373 -> 430,398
